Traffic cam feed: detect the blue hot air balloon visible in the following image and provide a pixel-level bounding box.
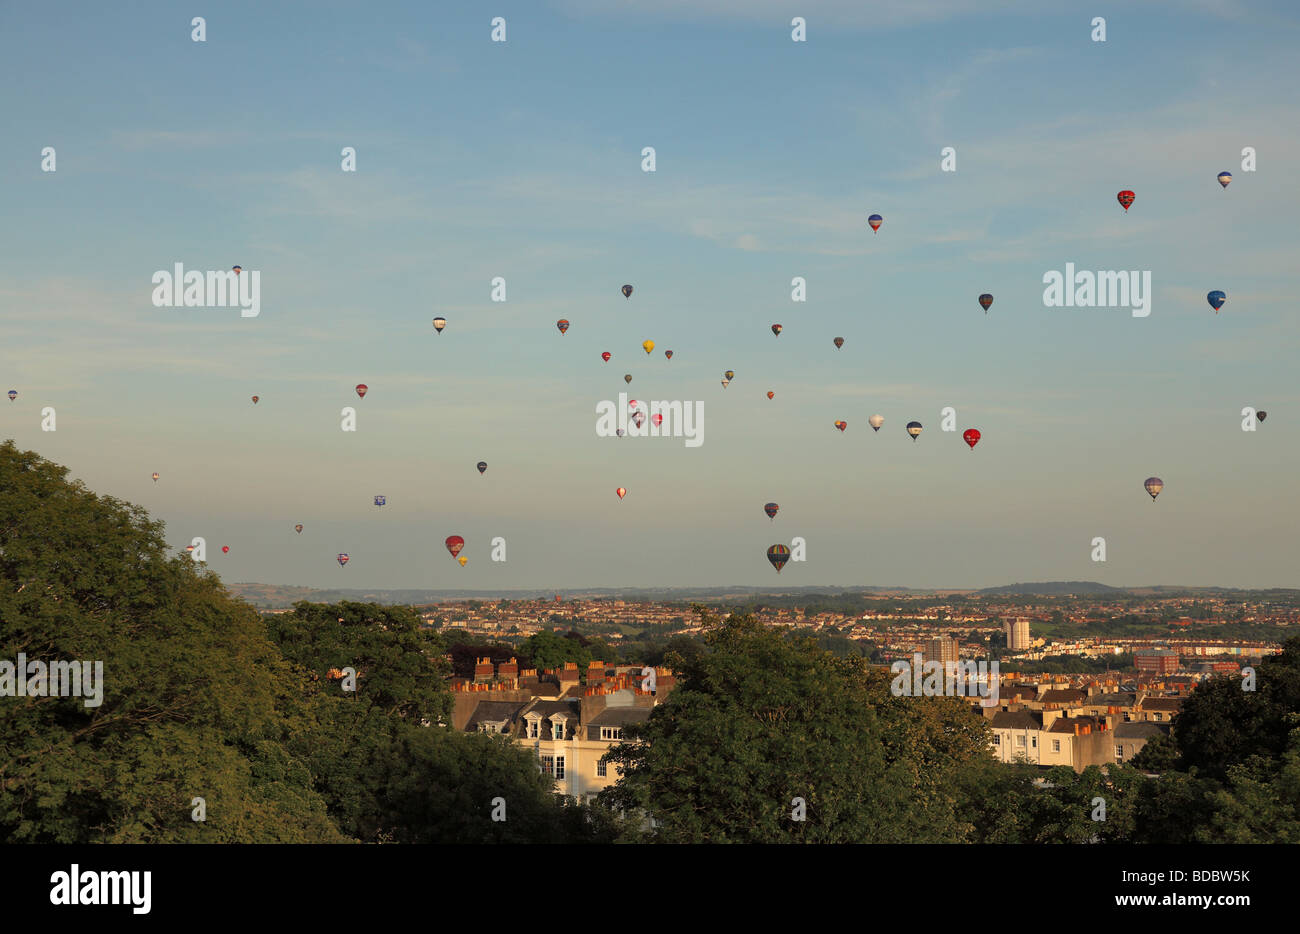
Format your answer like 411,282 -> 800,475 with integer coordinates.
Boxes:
374,495 -> 387,507
1217,171 -> 1232,189
1207,290 -> 1226,313
6,390 -> 15,402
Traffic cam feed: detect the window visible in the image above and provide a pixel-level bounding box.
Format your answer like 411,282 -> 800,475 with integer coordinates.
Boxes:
596,758 -> 607,777
552,720 -> 565,740
527,719 -> 539,738
1115,745 -> 1124,760
600,727 -> 623,741
540,755 -> 553,777
1031,737 -> 1037,748
1016,735 -> 1026,747
1153,712 -> 1163,721
992,735 -> 1000,746
555,756 -> 565,780
1052,740 -> 1060,752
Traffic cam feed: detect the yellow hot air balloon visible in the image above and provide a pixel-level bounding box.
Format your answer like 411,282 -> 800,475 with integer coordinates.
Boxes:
642,339 -> 655,354
458,555 -> 468,566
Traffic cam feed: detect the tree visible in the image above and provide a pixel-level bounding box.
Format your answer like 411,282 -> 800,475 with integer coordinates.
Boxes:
0,441 -> 345,842
599,608 -> 994,843
523,629 -> 590,671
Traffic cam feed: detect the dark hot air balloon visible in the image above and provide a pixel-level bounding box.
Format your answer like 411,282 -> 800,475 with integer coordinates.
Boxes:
6,390 -> 15,402
622,285 -> 633,298
978,293 -> 993,313
624,374 -> 632,384
771,324 -> 783,336
1257,410 -> 1267,422
833,337 -> 844,349
767,544 -> 791,573
907,421 -> 923,441
1207,291 -> 1226,313
251,395 -> 259,404
477,461 -> 487,474
374,495 -> 386,507
557,319 -> 570,334
834,420 -> 847,432
764,502 -> 779,520
664,350 -> 673,360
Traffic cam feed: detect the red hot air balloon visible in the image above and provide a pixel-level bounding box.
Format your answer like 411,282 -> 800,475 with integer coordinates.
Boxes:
771,324 -> 783,336
767,391 -> 775,400
222,545 -> 230,554
834,420 -> 847,432
445,535 -> 465,558
651,413 -> 663,427
355,384 -> 368,398
616,487 -> 627,499
963,428 -> 981,450
557,319 -> 570,334
251,395 -> 259,404
1117,190 -> 1135,211
601,352 -> 611,362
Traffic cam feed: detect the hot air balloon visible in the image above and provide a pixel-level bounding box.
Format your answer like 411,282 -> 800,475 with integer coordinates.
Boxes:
557,319 -> 570,334
721,379 -> 729,388
1207,291 -> 1226,313
616,487 -> 626,499
233,265 -> 242,275
445,535 -> 465,558
1257,410 -> 1267,422
622,284 -> 633,299
251,395 -> 259,404
650,413 -> 663,427
616,429 -> 625,437
355,384 -> 368,398
601,352 -> 611,362
767,544 -> 791,573
1217,171 -> 1232,188
868,214 -> 883,232
978,293 -> 993,313
222,545 -> 230,554
907,421 -> 922,441
725,370 -> 735,381
767,391 -> 775,400
834,420 -> 847,432
628,399 -> 639,410
1144,477 -> 1163,501
869,414 -> 884,432
625,374 -> 633,384
632,411 -> 646,429
458,556 -> 468,566
152,473 -> 160,482
294,524 -> 304,534
374,495 -> 386,507
185,545 -> 195,553
664,350 -> 673,360
6,390 -> 15,402
475,461 -> 487,475
771,324 -> 783,336
338,554 -> 350,567
433,317 -> 446,333
642,340 -> 655,354
833,337 -> 844,349
764,502 -> 779,520
1117,190 -> 1135,211
963,428 -> 981,450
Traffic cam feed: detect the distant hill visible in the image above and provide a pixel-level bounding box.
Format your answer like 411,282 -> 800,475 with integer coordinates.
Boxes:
976,581 -> 1122,596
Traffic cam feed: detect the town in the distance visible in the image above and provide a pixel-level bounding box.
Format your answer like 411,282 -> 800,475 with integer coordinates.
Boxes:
239,581 -> 1295,802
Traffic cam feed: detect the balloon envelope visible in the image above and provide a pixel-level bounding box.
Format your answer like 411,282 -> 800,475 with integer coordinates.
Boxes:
834,420 -> 847,432
833,337 -> 844,348
869,414 -> 884,431
963,428 -> 981,449
622,284 -> 633,298
721,379 -> 729,388
458,556 -> 468,566
1117,190 -> 1135,211
1207,290 -> 1226,312
767,391 -> 774,400
771,324 -> 783,336
232,266 -> 241,275
445,535 -> 465,558
152,473 -> 160,482
978,293 -> 993,312
764,502 -> 779,519
642,339 -> 655,353
724,370 -> 735,380
477,461 -> 487,474
433,317 -> 446,332
7,390 -> 16,401
1144,477 -> 1164,500
625,374 -> 633,384
1257,410 -> 1267,422
616,487 -> 626,499
251,395 -> 259,403
557,319 -> 570,334
664,350 -> 673,359
294,524 -> 303,533
337,554 -> 350,566
222,546 -> 230,554
601,351 -> 611,361
868,214 -> 882,232
355,384 -> 368,398
374,495 -> 386,506
907,421 -> 923,440
1217,171 -> 1232,188
767,544 -> 791,572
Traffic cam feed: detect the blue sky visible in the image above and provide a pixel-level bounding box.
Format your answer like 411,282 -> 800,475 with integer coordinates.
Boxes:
3,0 -> 1298,590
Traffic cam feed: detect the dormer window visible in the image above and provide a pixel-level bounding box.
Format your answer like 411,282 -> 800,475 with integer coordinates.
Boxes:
600,727 -> 623,741
551,719 -> 566,740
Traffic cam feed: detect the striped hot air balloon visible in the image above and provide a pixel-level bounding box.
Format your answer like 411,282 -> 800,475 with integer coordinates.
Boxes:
767,544 -> 791,573
1144,477 -> 1163,501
